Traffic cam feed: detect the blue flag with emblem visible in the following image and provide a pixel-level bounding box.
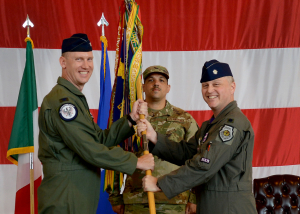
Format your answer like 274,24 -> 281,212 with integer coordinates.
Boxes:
96,36 -> 114,214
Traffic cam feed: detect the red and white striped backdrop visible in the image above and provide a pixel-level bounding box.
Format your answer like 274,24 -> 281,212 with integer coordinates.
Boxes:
1,0 -> 300,213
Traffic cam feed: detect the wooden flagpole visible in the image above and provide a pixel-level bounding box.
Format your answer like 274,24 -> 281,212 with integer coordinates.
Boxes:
136,76 -> 156,214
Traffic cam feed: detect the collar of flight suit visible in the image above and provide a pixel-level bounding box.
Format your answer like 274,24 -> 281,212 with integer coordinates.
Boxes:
209,100 -> 237,125
57,77 -> 85,96
148,100 -> 173,118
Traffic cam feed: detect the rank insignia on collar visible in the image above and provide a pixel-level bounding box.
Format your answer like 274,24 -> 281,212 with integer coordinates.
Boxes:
89,112 -> 94,119
59,103 -> 78,121
219,125 -> 234,142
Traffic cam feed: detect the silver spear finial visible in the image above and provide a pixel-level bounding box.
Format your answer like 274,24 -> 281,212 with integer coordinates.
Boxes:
22,15 -> 34,38
97,13 -> 109,36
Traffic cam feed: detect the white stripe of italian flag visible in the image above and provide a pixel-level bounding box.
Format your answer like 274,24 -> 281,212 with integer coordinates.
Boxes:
6,39 -> 42,214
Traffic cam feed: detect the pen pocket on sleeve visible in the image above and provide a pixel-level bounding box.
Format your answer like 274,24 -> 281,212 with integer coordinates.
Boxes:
194,141 -> 213,170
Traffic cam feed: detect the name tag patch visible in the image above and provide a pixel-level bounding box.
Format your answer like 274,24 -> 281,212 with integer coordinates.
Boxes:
200,157 -> 210,164
59,103 -> 78,121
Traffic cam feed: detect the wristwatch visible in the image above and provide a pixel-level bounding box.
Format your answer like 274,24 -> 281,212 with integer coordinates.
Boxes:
127,114 -> 137,125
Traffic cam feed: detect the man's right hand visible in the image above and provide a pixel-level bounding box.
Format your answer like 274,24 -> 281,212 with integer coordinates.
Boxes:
136,153 -> 154,171
112,205 -> 124,214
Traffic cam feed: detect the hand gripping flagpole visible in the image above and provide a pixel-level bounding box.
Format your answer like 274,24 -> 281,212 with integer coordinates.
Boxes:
136,77 -> 156,214
23,15 -> 35,214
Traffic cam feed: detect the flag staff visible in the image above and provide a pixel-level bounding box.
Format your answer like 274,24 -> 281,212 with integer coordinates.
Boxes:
22,14 -> 35,214
136,77 -> 156,214
124,0 -> 156,212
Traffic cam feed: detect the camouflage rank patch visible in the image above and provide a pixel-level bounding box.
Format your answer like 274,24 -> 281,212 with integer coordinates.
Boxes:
59,103 -> 78,121
219,125 -> 234,142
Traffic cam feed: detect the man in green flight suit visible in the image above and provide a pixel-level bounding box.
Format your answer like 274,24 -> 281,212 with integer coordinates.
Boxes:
108,65 -> 199,214
38,33 -> 154,214
138,60 -> 257,214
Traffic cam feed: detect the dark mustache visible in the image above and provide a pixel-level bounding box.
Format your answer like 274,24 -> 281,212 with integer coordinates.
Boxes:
152,86 -> 161,90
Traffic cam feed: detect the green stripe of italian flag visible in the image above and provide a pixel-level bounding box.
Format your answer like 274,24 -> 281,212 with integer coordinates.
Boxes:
6,39 -> 42,213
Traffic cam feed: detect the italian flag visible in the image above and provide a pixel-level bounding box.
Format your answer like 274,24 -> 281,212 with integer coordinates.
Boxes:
6,38 -> 42,214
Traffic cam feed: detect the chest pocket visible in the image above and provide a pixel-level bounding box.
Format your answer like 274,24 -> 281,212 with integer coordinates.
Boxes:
165,118 -> 186,142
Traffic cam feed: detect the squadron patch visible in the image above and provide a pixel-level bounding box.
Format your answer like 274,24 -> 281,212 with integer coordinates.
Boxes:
59,103 -> 78,121
219,125 -> 234,142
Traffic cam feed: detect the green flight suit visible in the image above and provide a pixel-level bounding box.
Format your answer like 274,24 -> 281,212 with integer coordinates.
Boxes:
108,101 -> 198,214
38,77 -> 138,214
152,101 -> 257,214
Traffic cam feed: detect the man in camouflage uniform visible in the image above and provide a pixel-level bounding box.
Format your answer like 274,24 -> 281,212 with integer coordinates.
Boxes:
108,66 -> 199,214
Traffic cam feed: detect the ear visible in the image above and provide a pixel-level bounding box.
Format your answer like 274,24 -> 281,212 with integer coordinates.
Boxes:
59,56 -> 66,69
230,81 -> 236,95
166,84 -> 171,94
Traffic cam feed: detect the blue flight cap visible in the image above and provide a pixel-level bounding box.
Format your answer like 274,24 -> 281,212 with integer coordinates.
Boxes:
200,59 -> 233,83
62,33 -> 92,54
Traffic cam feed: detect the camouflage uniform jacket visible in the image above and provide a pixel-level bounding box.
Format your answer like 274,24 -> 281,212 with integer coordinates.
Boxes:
108,101 -> 198,205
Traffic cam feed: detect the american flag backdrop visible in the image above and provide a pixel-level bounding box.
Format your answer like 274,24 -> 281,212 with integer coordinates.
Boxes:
0,0 -> 300,213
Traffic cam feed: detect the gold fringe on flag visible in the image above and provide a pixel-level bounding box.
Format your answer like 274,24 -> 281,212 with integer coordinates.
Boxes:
25,37 -> 34,49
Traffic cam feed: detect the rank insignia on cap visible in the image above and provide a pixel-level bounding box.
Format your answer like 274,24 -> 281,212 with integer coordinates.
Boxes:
219,125 -> 234,142
200,157 -> 210,164
200,59 -> 233,83
59,103 -> 78,121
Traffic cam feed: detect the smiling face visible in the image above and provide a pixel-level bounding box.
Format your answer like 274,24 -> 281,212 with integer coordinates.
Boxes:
201,76 -> 236,117
60,51 -> 94,91
143,73 -> 170,102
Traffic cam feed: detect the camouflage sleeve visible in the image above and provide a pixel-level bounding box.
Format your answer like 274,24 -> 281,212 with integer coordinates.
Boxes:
188,190 -> 197,204
185,114 -> 199,142
107,171 -> 124,206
